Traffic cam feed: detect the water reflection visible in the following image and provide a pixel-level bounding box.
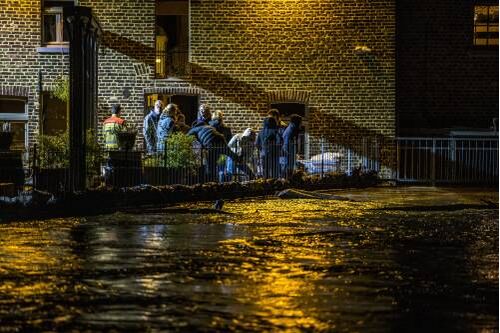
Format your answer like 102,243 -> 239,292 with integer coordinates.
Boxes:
0,188 -> 497,331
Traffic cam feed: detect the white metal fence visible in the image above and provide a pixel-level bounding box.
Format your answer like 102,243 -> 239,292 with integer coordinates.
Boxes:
396,137 -> 499,184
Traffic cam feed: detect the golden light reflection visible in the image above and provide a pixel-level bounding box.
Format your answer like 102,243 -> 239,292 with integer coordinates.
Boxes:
0,218 -> 81,298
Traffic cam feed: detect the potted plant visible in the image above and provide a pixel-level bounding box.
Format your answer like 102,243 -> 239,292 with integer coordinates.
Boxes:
115,123 -> 138,151
143,133 -> 199,185
0,121 -> 14,151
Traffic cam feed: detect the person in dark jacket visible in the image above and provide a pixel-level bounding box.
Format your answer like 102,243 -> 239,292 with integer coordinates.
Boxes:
176,113 -> 190,134
281,114 -> 302,178
256,117 -> 282,179
209,110 -> 233,142
156,103 -> 179,152
191,104 -> 212,127
187,122 -> 240,182
143,100 -> 163,153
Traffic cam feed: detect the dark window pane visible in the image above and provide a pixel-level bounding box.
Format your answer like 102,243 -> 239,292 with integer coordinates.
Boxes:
42,93 -> 67,135
0,99 -> 25,114
43,14 -> 57,43
10,122 -> 26,150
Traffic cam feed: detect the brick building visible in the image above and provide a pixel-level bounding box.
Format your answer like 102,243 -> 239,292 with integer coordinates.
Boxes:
397,0 -> 499,135
0,0 -> 497,172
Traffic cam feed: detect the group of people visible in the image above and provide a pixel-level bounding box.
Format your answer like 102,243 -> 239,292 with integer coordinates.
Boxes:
104,100 -> 302,182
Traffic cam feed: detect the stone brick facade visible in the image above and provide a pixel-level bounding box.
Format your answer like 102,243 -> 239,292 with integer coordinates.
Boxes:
1,0 -> 396,172
397,0 -> 499,133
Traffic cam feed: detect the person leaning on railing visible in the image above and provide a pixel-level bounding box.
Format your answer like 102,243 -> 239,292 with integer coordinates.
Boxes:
187,121 -> 240,183
103,104 -> 126,150
281,114 -> 302,179
256,116 -> 282,179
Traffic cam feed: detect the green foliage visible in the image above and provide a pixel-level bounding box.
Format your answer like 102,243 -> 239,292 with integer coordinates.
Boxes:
37,130 -> 104,171
144,133 -> 198,173
51,76 -> 69,103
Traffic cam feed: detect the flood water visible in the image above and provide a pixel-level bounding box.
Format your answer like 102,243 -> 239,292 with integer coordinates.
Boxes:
0,187 -> 497,332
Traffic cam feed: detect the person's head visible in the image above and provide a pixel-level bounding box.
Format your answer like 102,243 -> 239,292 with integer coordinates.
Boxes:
242,128 -> 256,141
267,109 -> 280,122
211,110 -> 224,123
177,113 -> 186,124
164,103 -> 179,119
111,103 -> 121,115
289,114 -> 302,126
198,104 -> 212,121
263,116 -> 278,129
154,100 -> 163,114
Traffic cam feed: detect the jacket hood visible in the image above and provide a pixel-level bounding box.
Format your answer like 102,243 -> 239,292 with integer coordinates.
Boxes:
263,116 -> 277,129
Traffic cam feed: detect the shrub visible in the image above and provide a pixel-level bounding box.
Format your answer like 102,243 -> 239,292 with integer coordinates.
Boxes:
144,133 -> 199,173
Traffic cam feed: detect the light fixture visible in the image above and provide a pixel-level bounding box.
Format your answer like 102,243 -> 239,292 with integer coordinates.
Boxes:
354,45 -> 372,53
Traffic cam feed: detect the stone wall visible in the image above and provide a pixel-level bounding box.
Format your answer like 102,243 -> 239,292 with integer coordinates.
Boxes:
0,0 -> 396,173
397,0 -> 499,133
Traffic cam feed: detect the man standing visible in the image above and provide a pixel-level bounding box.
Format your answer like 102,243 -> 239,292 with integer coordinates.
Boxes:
143,100 -> 163,153
103,103 -> 126,150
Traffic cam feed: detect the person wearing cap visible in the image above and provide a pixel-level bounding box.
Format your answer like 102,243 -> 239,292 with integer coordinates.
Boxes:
103,103 -> 126,150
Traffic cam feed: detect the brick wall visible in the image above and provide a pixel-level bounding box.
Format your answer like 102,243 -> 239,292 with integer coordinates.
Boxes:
397,0 -> 499,133
1,0 -> 396,173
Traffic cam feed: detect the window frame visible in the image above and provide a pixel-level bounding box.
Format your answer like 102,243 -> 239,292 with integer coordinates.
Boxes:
41,0 -> 74,47
155,0 -> 191,79
0,96 -> 29,150
473,4 -> 499,47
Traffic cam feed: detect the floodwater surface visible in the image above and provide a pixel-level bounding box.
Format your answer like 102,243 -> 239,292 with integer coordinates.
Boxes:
0,187 -> 498,332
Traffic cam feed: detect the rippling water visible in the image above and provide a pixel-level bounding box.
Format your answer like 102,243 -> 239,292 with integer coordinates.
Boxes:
0,187 -> 497,332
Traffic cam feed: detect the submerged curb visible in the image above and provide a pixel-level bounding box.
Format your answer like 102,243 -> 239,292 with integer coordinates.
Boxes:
0,173 -> 379,222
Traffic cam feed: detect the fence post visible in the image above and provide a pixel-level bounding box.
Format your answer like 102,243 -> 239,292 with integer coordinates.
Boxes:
431,138 -> 436,185
321,137 -> 325,178
347,148 -> 352,176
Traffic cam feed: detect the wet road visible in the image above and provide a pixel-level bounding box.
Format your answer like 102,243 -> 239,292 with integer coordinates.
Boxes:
0,187 -> 497,332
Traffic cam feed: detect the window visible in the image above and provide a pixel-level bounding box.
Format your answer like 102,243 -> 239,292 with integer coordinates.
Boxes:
0,97 -> 28,150
41,92 -> 67,136
42,0 -> 74,45
155,1 -> 190,78
474,5 -> 499,46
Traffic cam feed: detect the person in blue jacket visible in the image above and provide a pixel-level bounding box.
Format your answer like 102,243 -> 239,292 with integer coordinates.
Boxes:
281,114 -> 302,178
256,117 -> 282,179
143,100 -> 163,153
156,103 -> 179,153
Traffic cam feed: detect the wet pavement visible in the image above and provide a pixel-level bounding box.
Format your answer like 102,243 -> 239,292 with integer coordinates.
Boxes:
0,186 -> 497,332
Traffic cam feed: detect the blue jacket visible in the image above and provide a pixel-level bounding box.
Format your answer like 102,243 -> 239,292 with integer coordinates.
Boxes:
256,117 -> 282,157
187,124 -> 226,148
282,122 -> 300,154
156,114 -> 176,152
143,110 -> 160,153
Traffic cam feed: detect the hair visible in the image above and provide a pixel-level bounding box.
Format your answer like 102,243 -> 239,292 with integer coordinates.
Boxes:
267,108 -> 280,120
211,110 -> 224,121
111,103 -> 121,115
242,128 -> 255,137
198,104 -> 212,120
164,103 -> 179,117
289,114 -> 302,126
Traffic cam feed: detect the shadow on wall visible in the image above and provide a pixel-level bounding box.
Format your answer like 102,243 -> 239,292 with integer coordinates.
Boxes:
102,33 -> 396,171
